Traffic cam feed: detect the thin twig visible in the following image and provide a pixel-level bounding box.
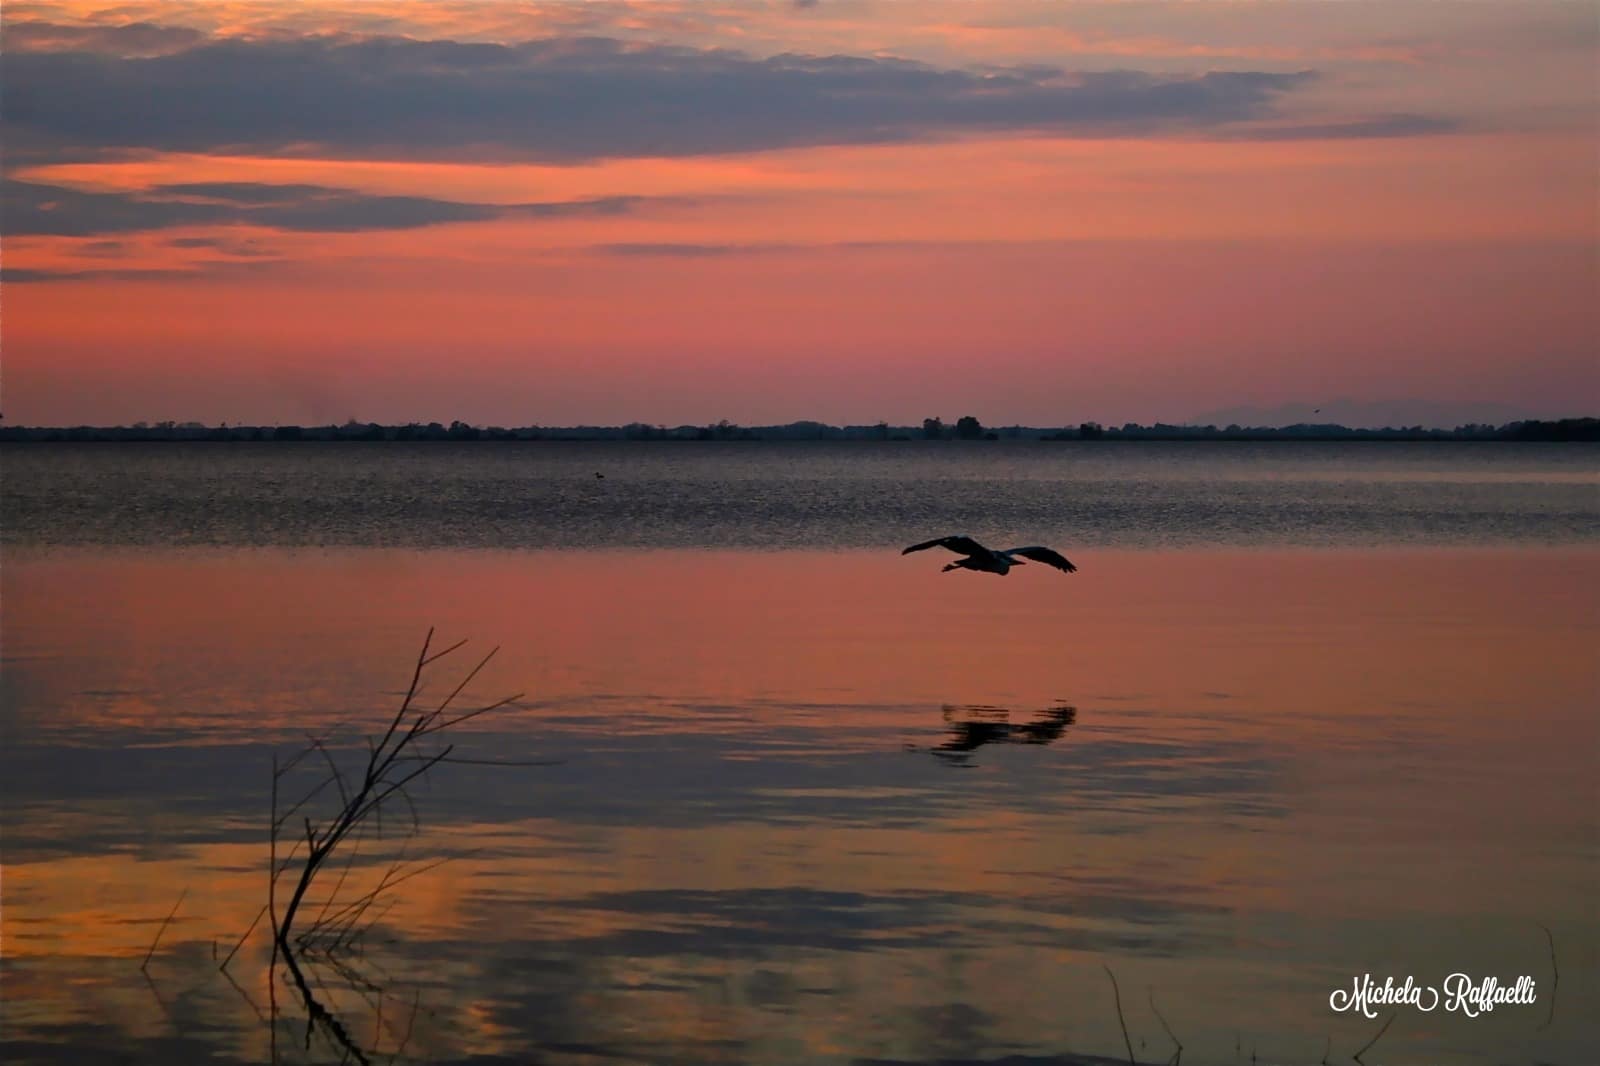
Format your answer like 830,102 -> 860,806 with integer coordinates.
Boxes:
1352,1013 -> 1395,1064
276,743 -> 316,778
270,753 -> 280,1066
1103,965 -> 1135,1066
386,774 -> 422,834
315,951 -> 386,998
1148,986 -> 1181,1064
1536,921 -> 1558,1030
431,645 -> 499,717
418,634 -> 465,668
322,896 -> 399,954
307,856 -> 449,944
141,888 -> 188,972
346,748 -> 455,830
420,692 -> 524,736
391,990 -> 421,1063
141,969 -> 179,1028
270,754 -> 281,938
220,962 -> 269,1024
310,814 -> 369,932
368,629 -> 434,775
308,736 -> 352,811
272,837 -> 307,880
304,838 -> 414,938
220,904 -> 267,972
275,772 -> 339,833
347,898 -> 399,948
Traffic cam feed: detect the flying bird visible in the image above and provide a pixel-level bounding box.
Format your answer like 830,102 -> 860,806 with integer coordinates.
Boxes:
902,535 -> 1077,576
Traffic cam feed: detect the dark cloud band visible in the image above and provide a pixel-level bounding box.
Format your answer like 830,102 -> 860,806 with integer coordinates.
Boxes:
3,30 -> 1319,163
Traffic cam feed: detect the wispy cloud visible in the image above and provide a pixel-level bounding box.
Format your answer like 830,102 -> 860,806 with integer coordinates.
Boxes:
594,239 -> 1019,258
598,242 -> 792,258
2,261 -> 279,284
1218,114 -> 1459,141
1,179 -> 654,237
165,235 -> 281,257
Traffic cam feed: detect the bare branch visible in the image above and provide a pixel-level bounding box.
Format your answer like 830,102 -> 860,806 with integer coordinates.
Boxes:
252,629 -> 527,1065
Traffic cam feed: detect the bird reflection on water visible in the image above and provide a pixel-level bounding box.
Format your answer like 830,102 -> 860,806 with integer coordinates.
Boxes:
928,702 -> 1078,765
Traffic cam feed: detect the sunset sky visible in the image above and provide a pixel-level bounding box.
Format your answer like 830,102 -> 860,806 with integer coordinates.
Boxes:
2,0 -> 1595,427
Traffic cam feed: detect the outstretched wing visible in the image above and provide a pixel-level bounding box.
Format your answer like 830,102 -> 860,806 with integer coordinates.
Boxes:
902,535 -> 990,557
1007,546 -> 1077,573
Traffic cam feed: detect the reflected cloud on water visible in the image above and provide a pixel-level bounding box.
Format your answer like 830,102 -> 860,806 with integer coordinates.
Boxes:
3,691 -> 1273,1065
1,693 -> 1284,859
5,547 -> 1595,1065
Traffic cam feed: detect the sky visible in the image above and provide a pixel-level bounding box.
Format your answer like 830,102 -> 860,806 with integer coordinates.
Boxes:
2,0 -> 1595,428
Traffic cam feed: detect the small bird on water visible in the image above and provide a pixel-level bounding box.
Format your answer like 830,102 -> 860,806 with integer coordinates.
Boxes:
902,535 -> 1077,576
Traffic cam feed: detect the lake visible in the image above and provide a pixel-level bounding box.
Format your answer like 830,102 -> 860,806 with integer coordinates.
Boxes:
2,442 -> 1597,1065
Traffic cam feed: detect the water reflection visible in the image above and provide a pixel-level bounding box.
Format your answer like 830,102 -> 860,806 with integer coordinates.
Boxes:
927,703 -> 1077,765
3,547 -> 1597,1066
273,942 -> 419,1066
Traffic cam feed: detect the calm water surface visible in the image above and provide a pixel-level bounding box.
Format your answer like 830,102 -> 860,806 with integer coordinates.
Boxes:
2,444 -> 1597,1065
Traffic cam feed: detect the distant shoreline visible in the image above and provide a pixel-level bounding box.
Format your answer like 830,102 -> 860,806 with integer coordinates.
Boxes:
2,417 -> 1596,444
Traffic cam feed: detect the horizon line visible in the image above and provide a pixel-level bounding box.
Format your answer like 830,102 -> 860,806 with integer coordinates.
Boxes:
4,416 -> 1596,437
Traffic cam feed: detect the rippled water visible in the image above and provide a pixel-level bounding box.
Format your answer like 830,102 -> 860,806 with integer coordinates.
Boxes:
2,445 -> 1597,1066
5,441 -> 1597,548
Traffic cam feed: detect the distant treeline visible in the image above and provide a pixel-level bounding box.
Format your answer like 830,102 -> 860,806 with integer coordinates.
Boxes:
2,416 -> 1597,443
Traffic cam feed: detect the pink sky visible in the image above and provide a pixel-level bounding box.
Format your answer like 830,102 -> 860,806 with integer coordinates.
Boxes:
2,1 -> 1595,427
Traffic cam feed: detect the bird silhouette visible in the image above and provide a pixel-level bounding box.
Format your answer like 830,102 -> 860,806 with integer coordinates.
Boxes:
902,535 -> 1077,576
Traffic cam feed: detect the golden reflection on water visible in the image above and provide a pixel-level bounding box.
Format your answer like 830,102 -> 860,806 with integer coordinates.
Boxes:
2,547 -> 1596,1064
